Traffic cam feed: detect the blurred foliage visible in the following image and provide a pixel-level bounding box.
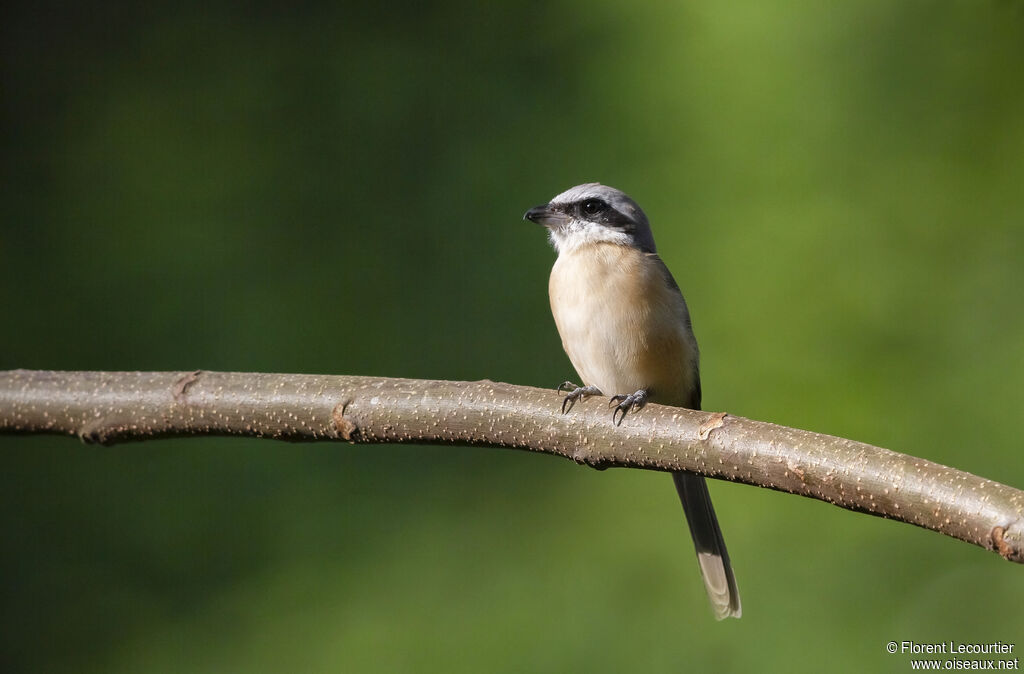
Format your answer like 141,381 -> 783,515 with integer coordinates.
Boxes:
2,1 -> 1023,672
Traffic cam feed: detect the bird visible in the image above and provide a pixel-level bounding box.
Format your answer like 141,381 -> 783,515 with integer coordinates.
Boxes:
523,182 -> 741,619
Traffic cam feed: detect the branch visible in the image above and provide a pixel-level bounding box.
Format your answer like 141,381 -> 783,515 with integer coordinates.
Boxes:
1,369 -> 1021,563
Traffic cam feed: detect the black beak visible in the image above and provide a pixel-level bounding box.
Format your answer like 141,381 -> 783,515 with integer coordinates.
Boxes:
524,203 -> 569,227
524,204 -> 549,222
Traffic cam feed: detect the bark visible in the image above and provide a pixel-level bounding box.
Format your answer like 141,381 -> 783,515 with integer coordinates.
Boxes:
1,368 -> 1021,563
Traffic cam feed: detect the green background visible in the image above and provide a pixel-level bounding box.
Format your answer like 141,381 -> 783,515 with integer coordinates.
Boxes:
2,1 -> 1023,672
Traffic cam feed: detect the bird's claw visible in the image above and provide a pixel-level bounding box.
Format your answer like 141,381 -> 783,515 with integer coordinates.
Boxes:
558,382 -> 602,414
610,389 -> 648,426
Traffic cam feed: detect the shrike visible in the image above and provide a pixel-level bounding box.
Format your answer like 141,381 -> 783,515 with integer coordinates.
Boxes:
524,183 -> 741,620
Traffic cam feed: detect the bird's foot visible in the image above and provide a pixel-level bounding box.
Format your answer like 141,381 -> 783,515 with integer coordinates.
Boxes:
557,381 -> 602,414
609,389 -> 648,426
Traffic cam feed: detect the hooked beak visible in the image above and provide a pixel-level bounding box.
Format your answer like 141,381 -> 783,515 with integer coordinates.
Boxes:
524,203 -> 570,228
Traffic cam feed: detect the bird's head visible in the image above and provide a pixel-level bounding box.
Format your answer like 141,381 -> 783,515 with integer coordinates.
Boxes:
524,183 -> 657,255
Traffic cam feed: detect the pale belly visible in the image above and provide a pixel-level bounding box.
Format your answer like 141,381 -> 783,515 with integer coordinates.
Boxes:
549,243 -> 699,407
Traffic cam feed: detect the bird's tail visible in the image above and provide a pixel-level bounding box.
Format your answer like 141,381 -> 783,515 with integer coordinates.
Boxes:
672,472 -> 741,620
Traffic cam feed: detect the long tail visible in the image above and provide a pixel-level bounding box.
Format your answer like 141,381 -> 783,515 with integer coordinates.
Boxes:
673,472 -> 741,620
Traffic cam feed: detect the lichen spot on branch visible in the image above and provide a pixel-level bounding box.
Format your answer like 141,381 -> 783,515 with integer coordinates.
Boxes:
991,525 -> 1017,561
172,370 -> 203,401
698,412 -> 728,440
332,401 -> 358,441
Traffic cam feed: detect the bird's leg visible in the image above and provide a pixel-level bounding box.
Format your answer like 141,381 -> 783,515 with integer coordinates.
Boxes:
557,381 -> 603,414
609,389 -> 648,426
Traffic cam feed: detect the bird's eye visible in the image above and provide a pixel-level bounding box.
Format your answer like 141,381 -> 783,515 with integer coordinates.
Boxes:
581,199 -> 606,217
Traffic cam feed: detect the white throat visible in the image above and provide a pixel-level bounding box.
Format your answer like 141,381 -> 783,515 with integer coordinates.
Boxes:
548,220 -> 632,256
